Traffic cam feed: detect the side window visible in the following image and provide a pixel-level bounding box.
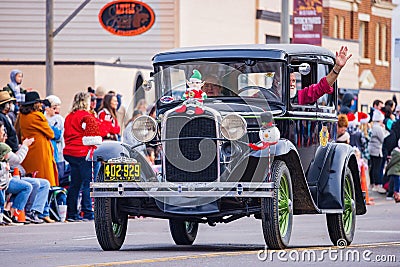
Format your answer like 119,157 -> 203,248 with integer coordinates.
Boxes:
290,61 -> 313,107
317,64 -> 334,108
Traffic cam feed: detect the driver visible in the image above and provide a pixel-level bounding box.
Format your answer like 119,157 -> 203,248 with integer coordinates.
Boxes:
291,46 -> 352,105
203,75 -> 223,97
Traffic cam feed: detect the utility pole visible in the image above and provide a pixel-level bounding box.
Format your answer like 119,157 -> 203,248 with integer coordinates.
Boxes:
281,0 -> 290,44
45,0 -> 92,96
46,0 -> 54,96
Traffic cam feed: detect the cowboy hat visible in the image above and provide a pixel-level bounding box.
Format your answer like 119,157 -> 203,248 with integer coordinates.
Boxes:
22,91 -> 42,105
0,91 -> 16,105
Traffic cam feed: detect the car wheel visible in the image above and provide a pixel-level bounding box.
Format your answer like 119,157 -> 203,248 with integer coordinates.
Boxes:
169,219 -> 199,245
326,166 -> 356,246
261,160 -> 293,249
94,167 -> 128,251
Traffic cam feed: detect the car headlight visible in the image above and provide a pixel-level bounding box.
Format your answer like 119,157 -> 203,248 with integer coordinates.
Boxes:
132,115 -> 158,142
221,114 -> 247,140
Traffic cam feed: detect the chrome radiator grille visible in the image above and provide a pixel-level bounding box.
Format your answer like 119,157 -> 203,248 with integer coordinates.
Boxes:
164,114 -> 218,182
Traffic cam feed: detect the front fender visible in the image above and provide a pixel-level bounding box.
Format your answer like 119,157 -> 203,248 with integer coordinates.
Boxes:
226,140 -> 302,186
226,139 -> 297,183
311,143 -> 366,214
92,141 -> 130,162
225,140 -> 281,183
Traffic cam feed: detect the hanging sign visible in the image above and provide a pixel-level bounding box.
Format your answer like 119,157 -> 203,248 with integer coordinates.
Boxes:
395,38 -> 400,58
292,0 -> 323,45
99,0 -> 155,36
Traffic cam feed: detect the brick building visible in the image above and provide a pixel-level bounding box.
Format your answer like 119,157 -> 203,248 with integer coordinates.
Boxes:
258,0 -> 396,91
256,0 -> 398,109
323,0 -> 396,90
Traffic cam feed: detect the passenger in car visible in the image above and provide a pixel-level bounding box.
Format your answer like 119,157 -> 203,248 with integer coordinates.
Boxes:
290,46 -> 352,105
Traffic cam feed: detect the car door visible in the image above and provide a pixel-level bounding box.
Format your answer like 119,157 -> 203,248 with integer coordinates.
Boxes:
285,57 -> 319,174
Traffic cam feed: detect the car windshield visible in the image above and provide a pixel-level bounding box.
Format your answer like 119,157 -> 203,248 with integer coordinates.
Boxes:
155,60 -> 284,108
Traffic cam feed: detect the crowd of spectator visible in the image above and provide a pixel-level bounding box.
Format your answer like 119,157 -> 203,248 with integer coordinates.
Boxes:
337,94 -> 400,203
0,69 -> 159,226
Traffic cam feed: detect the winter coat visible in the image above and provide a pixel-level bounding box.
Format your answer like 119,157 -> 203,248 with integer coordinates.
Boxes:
2,84 -> 26,103
98,108 -> 120,140
386,149 -> 400,176
368,122 -> 387,157
18,111 -> 58,186
382,119 -> 400,157
46,114 -> 65,163
64,110 -> 102,158
7,144 -> 29,176
348,125 -> 366,153
0,161 -> 10,189
297,77 -> 333,105
339,93 -> 354,114
0,112 -> 19,152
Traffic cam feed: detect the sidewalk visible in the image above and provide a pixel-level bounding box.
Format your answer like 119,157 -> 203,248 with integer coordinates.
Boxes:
367,188 -> 397,205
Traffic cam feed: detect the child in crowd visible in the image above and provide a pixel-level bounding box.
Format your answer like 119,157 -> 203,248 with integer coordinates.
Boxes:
0,142 -> 33,225
385,139 -> 400,203
0,143 -> 11,225
336,114 -> 350,144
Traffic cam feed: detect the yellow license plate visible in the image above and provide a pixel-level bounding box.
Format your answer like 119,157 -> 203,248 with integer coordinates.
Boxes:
103,163 -> 141,182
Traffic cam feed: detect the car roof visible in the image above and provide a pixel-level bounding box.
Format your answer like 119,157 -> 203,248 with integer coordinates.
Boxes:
152,44 -> 335,64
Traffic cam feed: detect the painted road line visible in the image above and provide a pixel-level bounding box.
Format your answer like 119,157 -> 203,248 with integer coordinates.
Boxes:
357,230 -> 400,234
59,251 -> 258,267
59,241 -> 400,267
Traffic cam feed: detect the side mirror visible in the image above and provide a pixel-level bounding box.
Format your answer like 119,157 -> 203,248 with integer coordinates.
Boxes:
298,63 -> 311,75
288,62 -> 311,76
142,79 -> 153,91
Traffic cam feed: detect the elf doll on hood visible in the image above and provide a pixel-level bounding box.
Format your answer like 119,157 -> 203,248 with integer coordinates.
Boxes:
175,69 -> 207,114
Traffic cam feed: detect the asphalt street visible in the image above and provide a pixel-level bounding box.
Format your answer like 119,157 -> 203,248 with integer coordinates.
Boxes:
1,191 -> 399,267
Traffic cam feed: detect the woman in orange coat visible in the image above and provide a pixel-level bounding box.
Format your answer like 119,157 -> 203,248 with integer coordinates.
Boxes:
17,91 -> 58,186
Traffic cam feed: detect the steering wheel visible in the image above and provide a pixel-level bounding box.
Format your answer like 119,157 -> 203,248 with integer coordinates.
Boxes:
238,86 -> 281,102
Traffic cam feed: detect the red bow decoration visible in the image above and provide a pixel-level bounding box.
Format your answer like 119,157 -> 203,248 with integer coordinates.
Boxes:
248,141 -> 277,151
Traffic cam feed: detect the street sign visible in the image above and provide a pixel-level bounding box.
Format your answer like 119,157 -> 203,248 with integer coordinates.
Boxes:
292,0 -> 323,46
99,0 -> 155,36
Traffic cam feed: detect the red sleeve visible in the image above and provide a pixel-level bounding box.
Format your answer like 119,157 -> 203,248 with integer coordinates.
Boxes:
109,119 -> 120,135
98,110 -> 106,121
297,77 -> 333,105
98,110 -> 120,136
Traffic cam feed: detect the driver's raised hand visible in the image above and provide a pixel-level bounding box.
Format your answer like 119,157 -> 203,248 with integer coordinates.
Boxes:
335,46 -> 352,70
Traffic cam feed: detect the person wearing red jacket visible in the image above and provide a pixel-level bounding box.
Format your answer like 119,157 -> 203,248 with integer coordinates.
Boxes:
97,93 -> 121,140
290,46 -> 352,105
63,92 -> 101,222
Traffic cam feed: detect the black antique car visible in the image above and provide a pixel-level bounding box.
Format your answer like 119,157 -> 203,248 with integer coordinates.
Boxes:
90,44 -> 366,251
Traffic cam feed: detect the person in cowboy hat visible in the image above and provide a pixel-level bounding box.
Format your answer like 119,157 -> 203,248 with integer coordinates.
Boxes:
16,91 -> 58,187
0,91 -> 19,152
